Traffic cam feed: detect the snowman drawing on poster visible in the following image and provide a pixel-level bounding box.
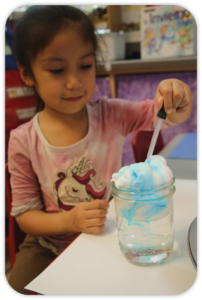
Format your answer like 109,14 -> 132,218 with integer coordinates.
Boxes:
157,24 -> 177,56
142,7 -> 177,58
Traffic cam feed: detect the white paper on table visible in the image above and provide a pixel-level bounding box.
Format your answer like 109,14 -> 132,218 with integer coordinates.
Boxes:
25,179 -> 197,295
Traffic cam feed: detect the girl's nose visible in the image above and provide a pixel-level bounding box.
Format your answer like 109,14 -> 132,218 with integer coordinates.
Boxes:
65,72 -> 82,90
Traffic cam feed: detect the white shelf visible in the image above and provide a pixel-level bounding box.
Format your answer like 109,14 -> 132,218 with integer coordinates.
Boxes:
124,31 -> 140,43
97,56 -> 197,75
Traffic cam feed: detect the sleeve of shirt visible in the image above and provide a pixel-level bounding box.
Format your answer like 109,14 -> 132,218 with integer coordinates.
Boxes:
101,97 -> 176,136
8,128 -> 44,221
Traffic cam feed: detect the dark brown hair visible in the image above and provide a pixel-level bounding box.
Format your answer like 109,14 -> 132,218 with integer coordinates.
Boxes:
14,5 -> 101,112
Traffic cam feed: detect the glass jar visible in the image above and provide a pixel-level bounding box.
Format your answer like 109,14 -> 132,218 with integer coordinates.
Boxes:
112,178 -> 176,266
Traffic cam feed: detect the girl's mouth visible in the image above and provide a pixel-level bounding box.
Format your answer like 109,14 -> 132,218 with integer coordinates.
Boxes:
63,96 -> 83,102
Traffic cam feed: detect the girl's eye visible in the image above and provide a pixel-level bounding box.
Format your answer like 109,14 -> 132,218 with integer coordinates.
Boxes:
80,64 -> 92,70
50,69 -> 64,74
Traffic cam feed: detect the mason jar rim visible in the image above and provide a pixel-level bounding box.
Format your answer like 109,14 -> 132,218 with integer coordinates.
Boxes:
111,177 -> 175,194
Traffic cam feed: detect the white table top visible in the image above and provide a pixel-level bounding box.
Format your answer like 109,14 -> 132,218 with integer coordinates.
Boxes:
26,179 -> 197,295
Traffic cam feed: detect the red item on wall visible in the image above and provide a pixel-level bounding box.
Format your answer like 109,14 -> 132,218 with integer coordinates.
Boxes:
5,70 -> 38,161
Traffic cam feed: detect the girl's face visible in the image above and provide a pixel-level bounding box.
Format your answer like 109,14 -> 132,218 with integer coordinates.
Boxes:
28,28 -> 96,116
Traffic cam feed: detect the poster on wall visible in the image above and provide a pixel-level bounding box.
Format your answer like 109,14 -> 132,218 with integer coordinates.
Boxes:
140,5 -> 196,59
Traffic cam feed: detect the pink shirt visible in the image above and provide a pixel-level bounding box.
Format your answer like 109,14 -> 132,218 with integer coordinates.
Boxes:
8,97 -> 174,254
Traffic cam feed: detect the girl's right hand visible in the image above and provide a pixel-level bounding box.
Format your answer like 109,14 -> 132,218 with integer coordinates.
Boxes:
65,200 -> 109,234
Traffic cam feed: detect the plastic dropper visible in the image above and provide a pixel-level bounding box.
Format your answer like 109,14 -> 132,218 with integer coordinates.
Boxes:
147,103 -> 167,159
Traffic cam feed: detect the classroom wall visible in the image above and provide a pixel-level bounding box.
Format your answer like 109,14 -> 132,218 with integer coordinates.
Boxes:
93,71 -> 197,166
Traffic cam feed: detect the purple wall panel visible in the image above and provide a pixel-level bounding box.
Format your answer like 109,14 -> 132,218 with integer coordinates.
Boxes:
92,77 -> 111,101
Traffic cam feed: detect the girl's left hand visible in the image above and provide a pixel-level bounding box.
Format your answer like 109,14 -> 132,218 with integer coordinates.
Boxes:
155,79 -> 193,124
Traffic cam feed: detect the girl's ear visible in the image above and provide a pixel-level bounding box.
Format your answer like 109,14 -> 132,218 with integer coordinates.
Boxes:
17,63 -> 35,87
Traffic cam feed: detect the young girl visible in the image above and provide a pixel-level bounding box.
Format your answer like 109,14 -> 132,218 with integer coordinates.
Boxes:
8,5 -> 193,294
